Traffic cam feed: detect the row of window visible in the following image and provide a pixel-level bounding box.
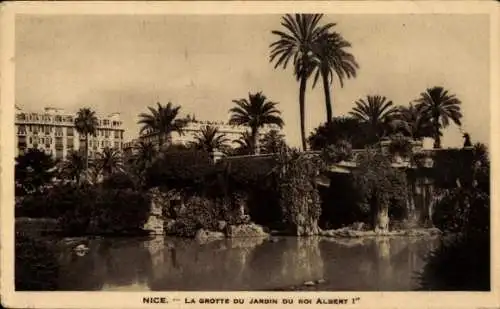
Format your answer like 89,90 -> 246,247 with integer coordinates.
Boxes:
20,137 -> 122,149
17,125 -> 123,139
16,114 -> 124,127
17,113 -> 74,123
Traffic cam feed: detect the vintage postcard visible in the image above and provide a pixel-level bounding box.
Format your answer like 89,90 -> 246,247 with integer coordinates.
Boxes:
1,1 -> 499,308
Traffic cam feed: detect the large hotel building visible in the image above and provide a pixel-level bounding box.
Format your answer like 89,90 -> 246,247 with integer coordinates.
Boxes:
124,120 -> 281,155
15,106 -> 125,160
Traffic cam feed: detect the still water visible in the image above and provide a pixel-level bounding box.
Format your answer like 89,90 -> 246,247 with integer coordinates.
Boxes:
51,236 -> 440,291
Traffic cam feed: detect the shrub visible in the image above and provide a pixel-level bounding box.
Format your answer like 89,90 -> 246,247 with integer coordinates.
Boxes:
321,140 -> 353,164
308,117 -> 376,150
15,233 -> 59,290
57,186 -> 150,236
170,195 -> 219,237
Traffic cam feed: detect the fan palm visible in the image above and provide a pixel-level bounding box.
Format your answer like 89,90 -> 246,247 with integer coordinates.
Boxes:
414,86 -> 462,148
192,125 -> 229,153
96,147 -> 124,178
138,102 -> 186,151
349,95 -> 398,139
229,92 -> 284,154
311,31 -> 358,122
270,14 -> 335,150
74,108 -> 98,171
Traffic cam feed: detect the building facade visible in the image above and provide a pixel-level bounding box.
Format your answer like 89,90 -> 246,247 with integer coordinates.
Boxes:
15,106 -> 125,160
123,120 -> 281,156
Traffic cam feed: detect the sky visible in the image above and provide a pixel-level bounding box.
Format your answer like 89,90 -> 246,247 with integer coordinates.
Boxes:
15,14 -> 491,148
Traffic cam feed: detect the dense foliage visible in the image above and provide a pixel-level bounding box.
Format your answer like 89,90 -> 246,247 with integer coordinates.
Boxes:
352,149 -> 408,232
275,149 -> 324,235
15,149 -> 57,196
308,117 -> 376,150
419,144 -> 490,291
16,234 -> 59,290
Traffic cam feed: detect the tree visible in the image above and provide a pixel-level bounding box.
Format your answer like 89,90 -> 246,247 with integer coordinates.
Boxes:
229,92 -> 284,154
74,108 -> 98,171
349,95 -> 398,140
415,86 -> 462,149
308,117 -> 375,150
232,131 -> 254,156
95,147 -> 124,179
352,150 -> 407,233
260,129 -> 287,154
270,14 -> 335,150
15,149 -> 57,195
133,141 -> 157,171
311,31 -> 358,123
390,103 -> 434,140
192,125 -> 229,153
138,102 -> 187,151
61,151 -> 86,184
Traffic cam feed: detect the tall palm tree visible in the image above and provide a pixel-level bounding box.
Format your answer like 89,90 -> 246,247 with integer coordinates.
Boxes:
138,102 -> 186,151
391,103 -> 434,140
415,86 -> 462,148
229,92 -> 284,154
349,95 -> 398,140
74,108 -> 98,171
61,151 -> 86,184
311,31 -> 359,123
96,147 -> 124,179
270,14 -> 335,150
192,125 -> 229,153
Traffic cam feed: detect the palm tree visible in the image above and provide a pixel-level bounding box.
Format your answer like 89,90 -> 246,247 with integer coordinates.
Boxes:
229,92 -> 284,154
349,95 -> 398,140
233,131 -> 254,156
95,147 -> 124,179
138,102 -> 186,151
311,31 -> 358,122
192,125 -> 229,153
74,108 -> 98,171
134,141 -> 157,170
270,14 -> 335,150
61,151 -> 86,184
260,129 -> 287,154
415,86 -> 462,148
391,103 -> 434,140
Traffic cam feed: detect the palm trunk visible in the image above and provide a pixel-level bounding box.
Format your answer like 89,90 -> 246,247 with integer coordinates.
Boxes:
321,68 -> 333,123
433,116 -> 441,149
299,74 -> 308,151
251,127 -> 259,155
158,132 -> 163,152
84,133 -> 89,170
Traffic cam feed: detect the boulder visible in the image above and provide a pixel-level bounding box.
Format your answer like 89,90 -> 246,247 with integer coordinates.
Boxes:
217,220 -> 227,232
194,229 -> 225,243
227,223 -> 269,238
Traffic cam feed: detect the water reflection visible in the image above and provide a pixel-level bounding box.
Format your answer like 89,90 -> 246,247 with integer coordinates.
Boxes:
51,235 -> 440,291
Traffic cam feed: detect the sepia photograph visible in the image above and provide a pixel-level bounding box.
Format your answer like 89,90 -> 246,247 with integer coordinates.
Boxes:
1,1 -> 499,308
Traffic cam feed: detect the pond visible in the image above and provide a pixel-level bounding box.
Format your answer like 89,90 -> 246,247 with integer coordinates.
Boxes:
48,235 -> 440,291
